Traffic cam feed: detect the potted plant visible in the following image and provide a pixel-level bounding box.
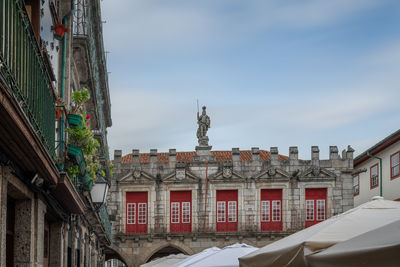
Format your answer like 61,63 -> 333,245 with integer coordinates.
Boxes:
66,88 -> 103,191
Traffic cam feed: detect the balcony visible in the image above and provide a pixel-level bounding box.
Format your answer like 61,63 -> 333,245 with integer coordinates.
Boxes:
0,0 -> 59,185
115,209 -> 335,239
0,0 -> 56,159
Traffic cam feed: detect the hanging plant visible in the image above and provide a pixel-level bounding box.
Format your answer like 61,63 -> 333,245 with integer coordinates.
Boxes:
65,88 -> 103,188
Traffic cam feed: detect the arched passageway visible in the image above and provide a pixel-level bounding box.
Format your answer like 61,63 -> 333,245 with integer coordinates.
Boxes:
147,246 -> 187,263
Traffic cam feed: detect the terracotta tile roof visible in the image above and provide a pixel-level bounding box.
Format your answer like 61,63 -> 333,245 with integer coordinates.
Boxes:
120,150 -> 288,164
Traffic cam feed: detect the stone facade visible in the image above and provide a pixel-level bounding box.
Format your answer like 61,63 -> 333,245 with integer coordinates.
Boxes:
0,0 -> 115,265
109,145 -> 354,266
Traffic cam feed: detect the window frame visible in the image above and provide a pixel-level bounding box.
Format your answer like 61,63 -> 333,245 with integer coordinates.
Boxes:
228,201 -> 237,222
370,163 -> 379,189
138,203 -> 147,224
182,202 -> 191,223
353,175 -> 360,196
127,203 -> 136,224
217,201 -> 226,223
306,200 -> 314,221
171,202 -> 180,224
390,151 -> 400,180
316,199 -> 325,221
271,200 -> 281,222
260,200 -> 270,222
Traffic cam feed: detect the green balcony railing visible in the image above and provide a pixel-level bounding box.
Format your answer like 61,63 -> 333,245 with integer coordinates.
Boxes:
99,204 -> 112,241
0,0 -> 56,159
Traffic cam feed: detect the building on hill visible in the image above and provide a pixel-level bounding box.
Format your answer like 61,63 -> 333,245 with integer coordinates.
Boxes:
353,129 -> 400,206
108,107 -> 355,267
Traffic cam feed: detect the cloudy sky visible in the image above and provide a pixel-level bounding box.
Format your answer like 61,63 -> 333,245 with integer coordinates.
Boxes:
101,0 -> 400,160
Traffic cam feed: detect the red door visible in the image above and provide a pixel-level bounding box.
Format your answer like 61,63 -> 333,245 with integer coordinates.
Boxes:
170,191 -> 192,233
261,189 -> 282,231
305,188 -> 327,227
126,192 -> 148,233
216,190 -> 238,232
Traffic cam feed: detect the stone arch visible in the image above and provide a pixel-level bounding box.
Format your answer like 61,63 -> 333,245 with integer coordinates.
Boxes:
142,240 -> 194,264
105,244 -> 131,266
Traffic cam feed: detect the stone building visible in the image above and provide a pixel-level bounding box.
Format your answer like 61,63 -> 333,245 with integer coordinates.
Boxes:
0,0 -> 119,266
108,108 -> 355,267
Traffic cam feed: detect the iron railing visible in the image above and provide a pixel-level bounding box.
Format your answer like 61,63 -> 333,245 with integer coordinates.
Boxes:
99,204 -> 112,240
0,0 -> 56,159
116,209 -> 336,235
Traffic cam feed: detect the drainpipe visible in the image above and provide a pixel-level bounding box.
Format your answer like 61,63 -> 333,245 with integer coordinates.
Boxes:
203,161 -> 209,232
367,151 -> 382,197
58,0 -> 74,169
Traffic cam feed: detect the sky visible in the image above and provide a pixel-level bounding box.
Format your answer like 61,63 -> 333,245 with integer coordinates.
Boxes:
101,0 -> 400,160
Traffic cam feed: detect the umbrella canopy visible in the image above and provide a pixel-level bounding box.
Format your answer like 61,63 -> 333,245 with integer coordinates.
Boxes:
307,219 -> 400,267
178,243 -> 257,267
140,254 -> 188,267
171,247 -> 221,267
239,198 -> 400,267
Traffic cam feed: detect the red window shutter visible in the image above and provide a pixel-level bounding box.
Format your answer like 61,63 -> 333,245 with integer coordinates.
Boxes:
126,192 -> 148,233
216,190 -> 238,232
261,189 -> 282,231
305,188 -> 327,227
170,191 -> 192,233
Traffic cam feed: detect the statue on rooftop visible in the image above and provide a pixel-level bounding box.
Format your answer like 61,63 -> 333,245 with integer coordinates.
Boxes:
197,106 -> 210,146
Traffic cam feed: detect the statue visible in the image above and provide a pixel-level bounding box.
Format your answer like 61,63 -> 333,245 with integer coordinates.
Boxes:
197,106 -> 210,146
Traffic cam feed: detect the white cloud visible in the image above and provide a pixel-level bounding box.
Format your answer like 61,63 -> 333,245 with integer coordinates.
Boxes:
102,1 -> 400,158
102,0 -> 383,54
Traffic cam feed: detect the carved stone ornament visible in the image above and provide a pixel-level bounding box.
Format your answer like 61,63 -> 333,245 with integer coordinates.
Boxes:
223,167 -> 233,178
267,168 -> 276,177
312,167 -> 321,176
176,168 -> 186,180
133,170 -> 141,178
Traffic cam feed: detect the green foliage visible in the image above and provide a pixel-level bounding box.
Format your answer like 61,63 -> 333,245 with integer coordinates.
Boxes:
109,163 -> 115,176
66,88 -> 105,183
67,165 -> 79,179
71,88 -> 90,112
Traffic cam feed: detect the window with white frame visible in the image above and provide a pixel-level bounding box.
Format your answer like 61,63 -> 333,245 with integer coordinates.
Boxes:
228,201 -> 237,222
171,202 -> 180,223
272,200 -> 281,222
217,201 -> 226,222
182,202 -> 190,223
316,200 -> 325,221
261,201 -> 270,222
353,176 -> 359,195
138,203 -> 147,224
391,152 -> 400,179
127,203 -> 136,224
370,164 -> 379,188
306,200 -> 314,221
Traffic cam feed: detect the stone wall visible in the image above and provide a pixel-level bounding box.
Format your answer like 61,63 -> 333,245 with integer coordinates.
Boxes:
0,164 -> 106,266
108,145 -> 354,266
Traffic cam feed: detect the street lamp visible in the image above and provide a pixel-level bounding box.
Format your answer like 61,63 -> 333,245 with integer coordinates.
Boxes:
90,174 -> 109,208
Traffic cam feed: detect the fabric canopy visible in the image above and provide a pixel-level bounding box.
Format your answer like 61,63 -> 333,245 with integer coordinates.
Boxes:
174,243 -> 257,267
307,219 -> 400,267
140,254 -> 188,267
239,198 -> 400,267
171,247 -> 221,267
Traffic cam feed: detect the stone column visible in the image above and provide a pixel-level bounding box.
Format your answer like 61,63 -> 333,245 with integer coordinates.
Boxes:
0,166 -> 7,267
34,198 -> 47,266
49,222 -> 64,266
63,223 -> 70,267
14,198 -> 35,266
